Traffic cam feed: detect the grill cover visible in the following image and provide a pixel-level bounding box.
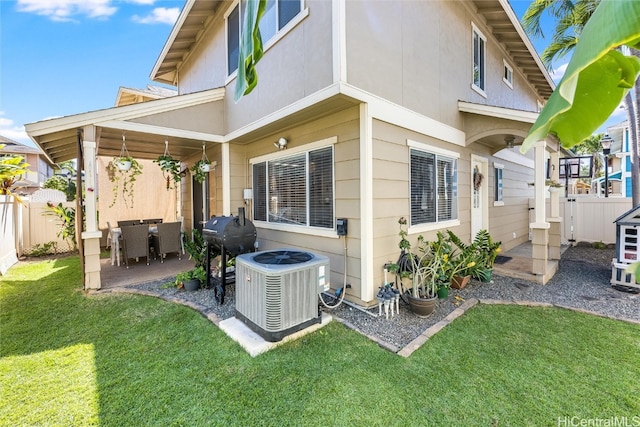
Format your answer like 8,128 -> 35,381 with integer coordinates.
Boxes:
202,210 -> 256,256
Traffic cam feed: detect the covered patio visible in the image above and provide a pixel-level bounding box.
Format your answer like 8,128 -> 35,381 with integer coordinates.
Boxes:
25,89 -> 226,290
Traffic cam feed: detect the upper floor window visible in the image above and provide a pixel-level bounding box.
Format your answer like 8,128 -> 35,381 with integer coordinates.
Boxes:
503,60 -> 513,89
410,148 -> 458,226
472,24 -> 486,95
227,0 -> 303,76
252,145 -> 334,229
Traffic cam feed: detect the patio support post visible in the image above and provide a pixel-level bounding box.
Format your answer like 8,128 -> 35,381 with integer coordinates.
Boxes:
530,140 -> 550,278
548,148 -> 562,261
81,125 -> 102,290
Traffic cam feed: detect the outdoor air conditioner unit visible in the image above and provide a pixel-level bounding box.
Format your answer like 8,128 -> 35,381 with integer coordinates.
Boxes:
235,249 -> 330,342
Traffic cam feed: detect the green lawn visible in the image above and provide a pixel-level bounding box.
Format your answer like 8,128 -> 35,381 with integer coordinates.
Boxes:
1,256 -> 639,426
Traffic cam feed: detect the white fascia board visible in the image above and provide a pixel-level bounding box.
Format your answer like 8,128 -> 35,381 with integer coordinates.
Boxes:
150,0 -> 195,82
497,0 -> 555,90
95,120 -> 224,143
340,83 -> 466,146
26,88 -> 224,137
458,101 -> 539,124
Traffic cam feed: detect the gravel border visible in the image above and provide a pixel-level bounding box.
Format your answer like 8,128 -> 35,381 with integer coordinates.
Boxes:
107,245 -> 639,353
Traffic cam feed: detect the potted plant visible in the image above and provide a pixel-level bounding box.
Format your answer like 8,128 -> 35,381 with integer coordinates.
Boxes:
545,179 -> 563,192
446,230 -> 476,289
155,154 -> 181,190
396,217 -> 438,317
183,229 -> 207,270
174,266 -> 207,291
191,159 -> 211,184
106,155 -> 142,208
468,229 -> 502,283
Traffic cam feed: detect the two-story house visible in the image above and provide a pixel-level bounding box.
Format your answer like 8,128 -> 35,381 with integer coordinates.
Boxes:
593,120 -> 631,197
0,134 -> 55,195
26,0 -> 559,302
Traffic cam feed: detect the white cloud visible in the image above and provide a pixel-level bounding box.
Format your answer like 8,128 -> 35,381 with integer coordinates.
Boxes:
0,113 -> 34,147
132,7 -> 179,25
16,0 -> 117,22
551,62 -> 569,84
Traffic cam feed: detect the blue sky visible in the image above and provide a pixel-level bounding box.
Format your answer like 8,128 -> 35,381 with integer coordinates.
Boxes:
0,0 -> 626,150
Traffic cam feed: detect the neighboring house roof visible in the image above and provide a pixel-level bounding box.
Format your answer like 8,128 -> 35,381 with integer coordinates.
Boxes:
607,120 -> 630,153
115,85 -> 178,107
0,134 -> 43,155
151,0 -> 554,99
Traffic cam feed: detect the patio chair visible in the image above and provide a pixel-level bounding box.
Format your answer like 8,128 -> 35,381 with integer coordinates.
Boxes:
106,221 -> 122,266
121,224 -> 151,268
118,220 -> 141,227
152,221 -> 182,263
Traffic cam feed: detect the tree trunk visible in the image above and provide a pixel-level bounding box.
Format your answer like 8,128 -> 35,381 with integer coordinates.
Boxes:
629,48 -> 640,207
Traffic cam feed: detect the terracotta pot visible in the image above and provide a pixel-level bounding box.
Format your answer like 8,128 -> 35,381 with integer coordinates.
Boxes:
451,275 -> 471,289
406,293 -> 437,317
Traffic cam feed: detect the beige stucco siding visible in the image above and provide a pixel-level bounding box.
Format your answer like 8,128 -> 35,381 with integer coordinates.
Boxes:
177,1 -> 334,135
346,0 -> 541,132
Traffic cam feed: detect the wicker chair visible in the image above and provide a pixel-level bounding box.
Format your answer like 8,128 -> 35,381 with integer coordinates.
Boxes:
121,224 -> 151,267
152,222 -> 182,263
142,218 -> 163,224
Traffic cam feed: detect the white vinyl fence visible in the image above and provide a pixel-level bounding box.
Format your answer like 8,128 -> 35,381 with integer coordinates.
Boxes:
549,197 -> 632,245
19,189 -> 76,256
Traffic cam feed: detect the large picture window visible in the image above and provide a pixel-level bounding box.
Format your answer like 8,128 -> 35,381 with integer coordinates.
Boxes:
253,146 -> 333,229
227,0 -> 302,75
410,149 -> 458,226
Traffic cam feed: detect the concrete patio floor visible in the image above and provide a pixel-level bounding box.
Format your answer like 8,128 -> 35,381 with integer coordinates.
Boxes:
493,241 -> 569,284
99,252 -> 194,289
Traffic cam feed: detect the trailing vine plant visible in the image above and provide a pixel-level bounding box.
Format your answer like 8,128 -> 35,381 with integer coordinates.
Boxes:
154,139 -> 182,189
107,135 -> 142,208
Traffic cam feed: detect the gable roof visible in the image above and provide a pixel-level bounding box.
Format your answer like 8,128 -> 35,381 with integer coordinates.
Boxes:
115,85 -> 178,107
25,88 -> 225,164
151,0 -> 554,99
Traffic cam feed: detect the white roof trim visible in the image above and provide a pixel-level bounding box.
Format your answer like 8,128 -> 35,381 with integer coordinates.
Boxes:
95,120 -> 224,143
150,0 -> 195,83
458,101 -> 539,123
26,88 -> 224,137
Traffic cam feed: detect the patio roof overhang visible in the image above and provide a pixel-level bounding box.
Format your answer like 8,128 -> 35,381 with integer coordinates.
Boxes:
25,88 -> 226,164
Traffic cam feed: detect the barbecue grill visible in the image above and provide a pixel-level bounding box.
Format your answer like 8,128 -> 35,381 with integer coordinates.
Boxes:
202,207 -> 257,303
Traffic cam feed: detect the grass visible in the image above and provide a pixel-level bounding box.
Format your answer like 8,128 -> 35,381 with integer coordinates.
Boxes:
1,255 -> 639,426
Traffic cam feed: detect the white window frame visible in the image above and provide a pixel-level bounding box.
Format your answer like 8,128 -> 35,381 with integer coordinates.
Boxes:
225,0 -> 308,82
471,23 -> 487,98
494,162 -> 504,206
407,140 -> 460,233
503,59 -> 513,89
250,136 -> 337,238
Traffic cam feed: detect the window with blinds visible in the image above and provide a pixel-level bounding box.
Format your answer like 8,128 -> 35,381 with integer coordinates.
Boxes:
253,146 -> 334,228
410,149 -> 457,225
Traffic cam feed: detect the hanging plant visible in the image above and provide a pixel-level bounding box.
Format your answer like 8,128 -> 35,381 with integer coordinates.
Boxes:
107,135 -> 142,208
190,144 -> 212,184
154,139 -> 182,190
473,165 -> 484,192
